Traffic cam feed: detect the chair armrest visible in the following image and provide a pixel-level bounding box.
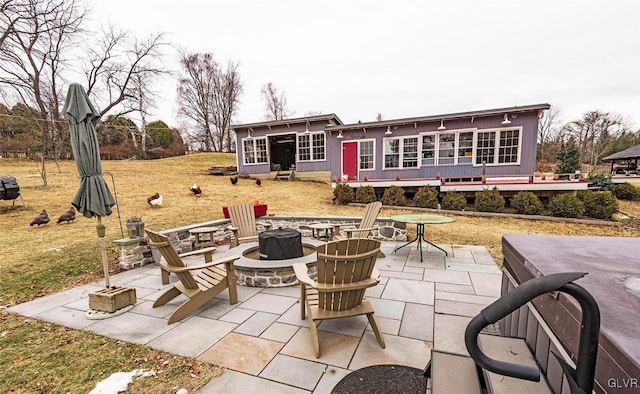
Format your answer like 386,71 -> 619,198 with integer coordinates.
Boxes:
293,263 -> 317,288
179,246 -> 216,258
316,277 -> 379,292
342,226 -> 379,238
160,255 -> 240,273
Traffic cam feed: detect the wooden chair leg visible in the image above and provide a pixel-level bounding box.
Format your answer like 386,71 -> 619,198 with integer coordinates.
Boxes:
161,268 -> 169,285
309,318 -> 321,358
225,262 -> 238,304
167,292 -> 211,324
366,313 -> 386,348
153,287 -> 181,307
300,284 -> 307,320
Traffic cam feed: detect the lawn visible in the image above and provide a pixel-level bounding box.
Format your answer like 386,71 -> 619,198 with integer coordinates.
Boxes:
1,153 -> 638,392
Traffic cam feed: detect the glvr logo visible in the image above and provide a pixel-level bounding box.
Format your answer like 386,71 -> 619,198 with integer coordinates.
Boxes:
607,378 -> 639,388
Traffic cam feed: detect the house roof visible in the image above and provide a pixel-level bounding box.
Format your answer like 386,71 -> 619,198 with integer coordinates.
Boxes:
602,144 -> 640,161
231,113 -> 343,130
324,103 -> 551,132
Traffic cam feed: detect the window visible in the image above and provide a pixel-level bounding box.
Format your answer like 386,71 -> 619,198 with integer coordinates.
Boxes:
438,133 -> 455,165
458,132 -> 473,164
243,137 -> 268,165
421,134 -> 435,165
498,129 -> 519,163
298,132 -> 325,161
384,137 -> 419,169
359,140 -> 374,169
475,128 -> 521,165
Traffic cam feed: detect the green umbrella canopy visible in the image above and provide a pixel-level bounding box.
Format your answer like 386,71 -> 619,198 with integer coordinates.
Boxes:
63,83 -> 115,218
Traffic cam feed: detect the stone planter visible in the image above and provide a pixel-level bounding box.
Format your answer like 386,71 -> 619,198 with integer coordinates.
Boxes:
126,221 -> 145,239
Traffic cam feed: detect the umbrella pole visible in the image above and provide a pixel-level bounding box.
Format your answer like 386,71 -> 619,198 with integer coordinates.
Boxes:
97,216 -> 110,288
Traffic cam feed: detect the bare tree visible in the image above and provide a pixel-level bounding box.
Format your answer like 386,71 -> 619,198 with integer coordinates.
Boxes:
562,110 -> 628,165
0,0 -> 87,185
85,27 -> 169,120
261,82 -> 292,120
537,106 -> 562,162
176,52 -> 242,152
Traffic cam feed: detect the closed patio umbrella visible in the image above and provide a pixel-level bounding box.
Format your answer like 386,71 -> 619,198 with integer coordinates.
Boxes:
64,83 -> 116,288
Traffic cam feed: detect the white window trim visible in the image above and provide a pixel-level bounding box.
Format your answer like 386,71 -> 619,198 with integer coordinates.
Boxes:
472,126 -> 523,166
297,132 -> 326,162
242,137 -> 268,166
383,136 -> 419,170
419,128 -> 476,166
358,138 -> 376,171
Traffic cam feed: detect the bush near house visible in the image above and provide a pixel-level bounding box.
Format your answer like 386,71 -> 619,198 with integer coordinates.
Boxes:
355,185 -> 377,203
511,191 -> 544,215
441,191 -> 467,211
413,186 -> 439,208
333,183 -> 354,204
587,173 -> 615,192
474,187 -> 505,213
578,190 -> 619,219
549,193 -> 585,218
381,185 -> 407,206
614,182 -> 640,200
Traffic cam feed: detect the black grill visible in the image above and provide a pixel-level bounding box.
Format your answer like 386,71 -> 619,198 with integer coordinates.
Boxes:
0,177 -> 20,200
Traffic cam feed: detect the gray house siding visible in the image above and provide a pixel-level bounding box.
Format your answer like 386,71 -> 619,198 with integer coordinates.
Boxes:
232,105 -> 548,183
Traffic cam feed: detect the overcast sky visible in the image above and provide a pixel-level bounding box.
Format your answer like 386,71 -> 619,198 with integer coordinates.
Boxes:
90,0 -> 640,128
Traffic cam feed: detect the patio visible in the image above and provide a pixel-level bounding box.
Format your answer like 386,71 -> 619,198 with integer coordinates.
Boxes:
7,239 -> 502,393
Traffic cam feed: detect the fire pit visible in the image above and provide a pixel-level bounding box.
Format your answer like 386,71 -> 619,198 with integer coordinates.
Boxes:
232,238 -> 324,287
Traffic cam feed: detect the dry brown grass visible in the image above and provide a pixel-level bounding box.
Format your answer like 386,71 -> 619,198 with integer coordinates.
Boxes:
0,152 -> 638,392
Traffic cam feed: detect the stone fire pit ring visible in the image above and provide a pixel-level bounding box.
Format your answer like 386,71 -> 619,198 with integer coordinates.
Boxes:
232,238 -> 325,287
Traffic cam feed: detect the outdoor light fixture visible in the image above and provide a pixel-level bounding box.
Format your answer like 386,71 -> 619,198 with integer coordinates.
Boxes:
336,130 -> 343,139
385,126 -> 393,135
501,114 -> 512,125
438,119 -> 446,130
246,128 -> 253,140
304,122 -> 310,134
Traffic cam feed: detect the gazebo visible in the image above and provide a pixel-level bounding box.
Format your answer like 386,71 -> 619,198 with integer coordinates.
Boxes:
602,144 -> 640,174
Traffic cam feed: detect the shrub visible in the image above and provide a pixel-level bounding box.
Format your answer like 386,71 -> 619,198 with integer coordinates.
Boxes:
355,185 -> 377,203
441,192 -> 467,211
548,193 -> 584,218
587,173 -> 615,192
474,187 -> 505,213
614,182 -> 640,200
413,186 -> 439,208
511,191 -> 544,215
581,191 -> 619,219
333,183 -> 354,204
381,186 -> 407,206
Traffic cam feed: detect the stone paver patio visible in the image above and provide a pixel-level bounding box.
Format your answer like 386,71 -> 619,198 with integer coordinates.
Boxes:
8,240 -> 502,393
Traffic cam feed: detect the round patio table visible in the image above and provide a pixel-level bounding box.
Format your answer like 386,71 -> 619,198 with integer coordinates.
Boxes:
189,226 -> 220,249
391,214 -> 453,262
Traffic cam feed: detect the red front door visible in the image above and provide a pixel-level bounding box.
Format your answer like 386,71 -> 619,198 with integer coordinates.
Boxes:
342,142 -> 358,181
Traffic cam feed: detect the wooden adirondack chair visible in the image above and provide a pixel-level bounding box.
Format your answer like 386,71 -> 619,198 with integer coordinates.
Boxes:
334,201 -> 382,240
227,203 -> 272,247
334,201 -> 385,257
145,229 -> 240,324
293,238 -> 385,358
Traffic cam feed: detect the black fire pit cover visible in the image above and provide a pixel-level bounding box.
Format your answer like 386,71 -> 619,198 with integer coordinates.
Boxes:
259,228 -> 303,260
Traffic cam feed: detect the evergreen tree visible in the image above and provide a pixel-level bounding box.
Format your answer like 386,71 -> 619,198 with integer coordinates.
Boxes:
556,138 -> 580,174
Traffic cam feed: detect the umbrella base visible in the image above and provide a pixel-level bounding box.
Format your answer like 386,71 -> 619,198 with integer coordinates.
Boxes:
88,286 -> 136,313
86,304 -> 135,320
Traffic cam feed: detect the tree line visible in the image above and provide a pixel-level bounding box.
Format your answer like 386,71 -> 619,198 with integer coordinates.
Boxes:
537,107 -> 640,173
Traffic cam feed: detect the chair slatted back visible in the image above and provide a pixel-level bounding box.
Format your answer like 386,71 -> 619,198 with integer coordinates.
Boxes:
145,229 -> 199,289
316,238 -> 381,311
228,204 -> 258,239
354,201 -> 382,238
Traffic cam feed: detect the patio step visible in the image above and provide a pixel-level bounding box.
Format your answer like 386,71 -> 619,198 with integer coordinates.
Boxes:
430,351 -> 481,394
478,334 -> 551,394
274,170 -> 294,180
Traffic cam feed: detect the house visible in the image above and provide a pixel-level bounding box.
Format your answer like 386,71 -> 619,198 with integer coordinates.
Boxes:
232,104 -> 588,195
